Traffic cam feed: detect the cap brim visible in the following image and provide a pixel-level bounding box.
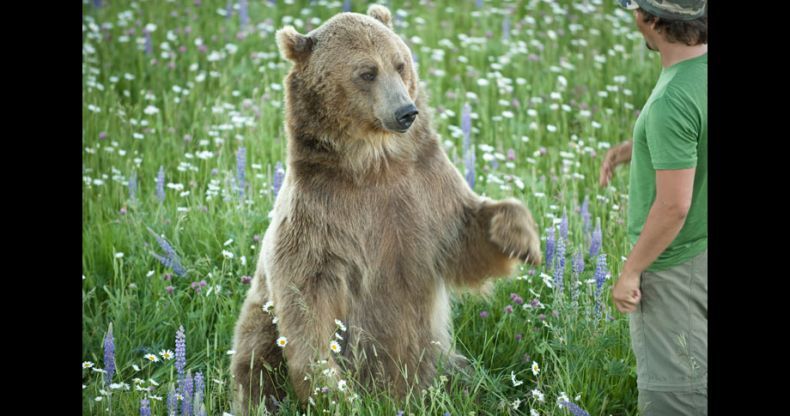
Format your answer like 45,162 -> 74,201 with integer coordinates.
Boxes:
618,0 -> 640,10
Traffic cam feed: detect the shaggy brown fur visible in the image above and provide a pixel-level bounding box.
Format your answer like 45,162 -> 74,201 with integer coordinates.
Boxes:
230,5 -> 542,414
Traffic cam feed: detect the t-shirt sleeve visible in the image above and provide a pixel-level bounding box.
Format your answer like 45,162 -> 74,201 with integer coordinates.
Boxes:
645,94 -> 700,170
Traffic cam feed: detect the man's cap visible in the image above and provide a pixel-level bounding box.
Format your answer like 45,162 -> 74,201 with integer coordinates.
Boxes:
618,0 -> 706,21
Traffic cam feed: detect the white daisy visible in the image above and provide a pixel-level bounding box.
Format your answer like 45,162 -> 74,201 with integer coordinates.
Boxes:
531,361 -> 540,376
329,340 -> 342,354
510,371 -> 524,387
276,336 -> 288,348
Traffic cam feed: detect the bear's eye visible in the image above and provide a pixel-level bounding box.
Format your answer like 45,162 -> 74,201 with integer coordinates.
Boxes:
360,72 -> 376,81
396,63 -> 405,74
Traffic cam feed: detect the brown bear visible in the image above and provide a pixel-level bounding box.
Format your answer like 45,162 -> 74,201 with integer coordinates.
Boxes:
230,5 -> 542,414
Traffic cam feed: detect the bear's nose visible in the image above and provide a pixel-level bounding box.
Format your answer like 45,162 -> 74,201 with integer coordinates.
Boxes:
395,104 -> 419,130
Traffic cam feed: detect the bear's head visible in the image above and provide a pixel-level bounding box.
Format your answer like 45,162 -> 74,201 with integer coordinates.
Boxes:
276,5 -> 421,139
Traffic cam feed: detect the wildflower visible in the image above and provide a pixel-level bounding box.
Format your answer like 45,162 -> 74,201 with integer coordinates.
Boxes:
148,228 -> 187,277
589,218 -> 602,257
262,301 -> 274,314
330,340 -> 342,353
236,147 -> 246,198
83,361 -> 94,369
532,388 -> 545,402
156,166 -> 165,202
160,350 -> 174,360
337,379 -> 348,392
103,324 -> 115,386
545,227 -> 555,272
511,371 -> 523,386
531,361 -> 540,376
276,336 -> 288,348
272,161 -> 285,198
559,401 -> 591,416
175,325 -> 186,381
144,353 -> 159,362
462,103 -> 475,189
335,319 -> 347,332
479,310 -> 489,318
594,254 -> 608,319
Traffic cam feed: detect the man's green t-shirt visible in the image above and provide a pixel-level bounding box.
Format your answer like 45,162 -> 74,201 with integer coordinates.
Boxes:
628,53 -> 707,272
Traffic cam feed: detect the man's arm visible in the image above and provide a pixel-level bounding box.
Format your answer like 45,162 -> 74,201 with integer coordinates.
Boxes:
612,168 -> 696,313
599,140 -> 633,187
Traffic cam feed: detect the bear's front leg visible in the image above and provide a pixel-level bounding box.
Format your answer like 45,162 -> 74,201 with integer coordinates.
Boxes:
272,270 -> 349,402
445,197 -> 542,289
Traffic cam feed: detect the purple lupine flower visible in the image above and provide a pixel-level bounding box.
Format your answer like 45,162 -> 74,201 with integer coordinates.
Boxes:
396,411 -> 404,416
140,399 -> 151,416
572,250 -> 584,307
182,372 -> 194,416
476,0 -> 483,8
128,171 -> 137,201
581,196 -> 591,234
148,227 -> 187,277
144,30 -> 153,55
175,325 -> 187,383
559,401 -> 591,416
93,0 -> 102,8
545,227 -> 555,272
225,0 -> 232,20
573,251 -> 585,276
272,161 -> 285,198
194,372 -> 205,405
462,103 -> 475,189
103,323 -> 115,386
236,147 -> 246,199
168,387 -> 178,416
193,372 -> 205,416
239,0 -> 248,27
554,235 -> 566,293
560,209 -> 569,240
589,218 -> 602,257
502,14 -> 510,42
343,0 -> 351,12
593,254 -> 608,319
156,166 -> 165,203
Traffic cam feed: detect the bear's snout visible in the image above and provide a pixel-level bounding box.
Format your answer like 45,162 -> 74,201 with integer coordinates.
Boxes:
393,104 -> 419,132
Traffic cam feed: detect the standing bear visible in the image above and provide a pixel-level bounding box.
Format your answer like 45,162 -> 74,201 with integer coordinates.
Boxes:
231,5 -> 542,413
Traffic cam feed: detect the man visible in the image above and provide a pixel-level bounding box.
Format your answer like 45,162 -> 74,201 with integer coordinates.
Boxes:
600,1 -> 707,415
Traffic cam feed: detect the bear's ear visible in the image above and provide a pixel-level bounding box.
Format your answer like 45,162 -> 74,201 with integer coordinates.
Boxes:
276,26 -> 314,63
367,5 -> 393,29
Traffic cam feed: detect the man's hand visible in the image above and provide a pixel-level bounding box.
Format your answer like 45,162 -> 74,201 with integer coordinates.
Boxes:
612,268 -> 642,313
599,140 -> 633,187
